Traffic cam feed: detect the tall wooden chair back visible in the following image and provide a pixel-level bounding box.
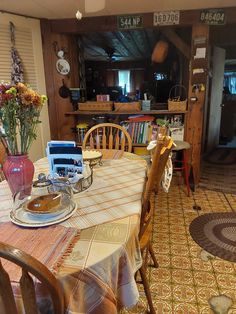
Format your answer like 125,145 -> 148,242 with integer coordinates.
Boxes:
140,136 -> 173,238
82,123 -> 132,152
0,142 -> 6,182
0,167 -> 4,182
0,242 -> 64,314
137,136 -> 173,314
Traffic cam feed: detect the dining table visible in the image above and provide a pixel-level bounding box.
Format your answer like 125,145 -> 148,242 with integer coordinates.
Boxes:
0,149 -> 147,313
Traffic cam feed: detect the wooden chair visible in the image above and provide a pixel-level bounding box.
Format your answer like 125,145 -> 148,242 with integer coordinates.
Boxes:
137,136 -> 173,314
82,123 -> 132,152
0,242 -> 64,314
0,166 -> 4,182
0,142 -> 6,182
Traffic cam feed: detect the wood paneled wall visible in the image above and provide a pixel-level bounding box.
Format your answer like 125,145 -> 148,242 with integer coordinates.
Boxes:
40,19 -> 79,140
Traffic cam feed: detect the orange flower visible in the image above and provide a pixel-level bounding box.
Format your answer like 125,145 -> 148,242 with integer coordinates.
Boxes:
0,81 -> 47,154
17,82 -> 28,94
20,91 -> 34,105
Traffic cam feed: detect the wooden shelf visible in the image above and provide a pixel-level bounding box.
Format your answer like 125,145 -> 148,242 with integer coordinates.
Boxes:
65,110 -> 188,115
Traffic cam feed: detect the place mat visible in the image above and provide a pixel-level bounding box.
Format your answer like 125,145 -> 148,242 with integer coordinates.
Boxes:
98,149 -> 124,160
189,212 -> 236,262
0,222 -> 80,281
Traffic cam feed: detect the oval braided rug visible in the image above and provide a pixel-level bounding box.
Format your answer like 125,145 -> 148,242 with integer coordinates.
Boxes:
189,213 -> 236,262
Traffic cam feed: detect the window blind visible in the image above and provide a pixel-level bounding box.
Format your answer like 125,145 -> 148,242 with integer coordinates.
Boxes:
0,24 -> 38,90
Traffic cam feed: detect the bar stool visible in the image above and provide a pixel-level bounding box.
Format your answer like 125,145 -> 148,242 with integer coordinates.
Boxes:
172,140 -> 191,196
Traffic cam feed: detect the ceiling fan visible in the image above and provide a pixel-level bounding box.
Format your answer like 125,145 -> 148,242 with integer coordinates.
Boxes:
104,47 -> 120,62
84,45 -> 125,62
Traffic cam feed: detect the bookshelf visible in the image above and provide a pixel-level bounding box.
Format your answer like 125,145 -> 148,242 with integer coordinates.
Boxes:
65,109 -> 188,148
121,117 -> 154,146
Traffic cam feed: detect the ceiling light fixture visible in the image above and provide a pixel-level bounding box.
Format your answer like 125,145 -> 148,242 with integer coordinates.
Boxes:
85,0 -> 105,13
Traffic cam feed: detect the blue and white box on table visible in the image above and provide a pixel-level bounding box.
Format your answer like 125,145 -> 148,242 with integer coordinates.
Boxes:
46,141 -> 83,177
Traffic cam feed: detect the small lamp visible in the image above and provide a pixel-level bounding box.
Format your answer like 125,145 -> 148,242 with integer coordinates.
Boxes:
151,40 -> 169,63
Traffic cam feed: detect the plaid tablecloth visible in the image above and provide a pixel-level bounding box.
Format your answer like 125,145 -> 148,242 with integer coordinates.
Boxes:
0,150 -> 147,313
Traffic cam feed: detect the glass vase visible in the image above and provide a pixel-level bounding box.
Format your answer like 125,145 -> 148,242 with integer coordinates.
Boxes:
3,154 -> 34,199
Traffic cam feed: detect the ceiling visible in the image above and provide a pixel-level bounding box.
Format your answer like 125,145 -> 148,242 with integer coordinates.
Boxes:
0,0 -> 236,19
81,29 -> 162,62
81,27 -> 191,62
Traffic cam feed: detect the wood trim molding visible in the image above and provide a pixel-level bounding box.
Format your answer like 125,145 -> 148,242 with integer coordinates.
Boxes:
40,19 -> 59,139
49,7 -> 236,34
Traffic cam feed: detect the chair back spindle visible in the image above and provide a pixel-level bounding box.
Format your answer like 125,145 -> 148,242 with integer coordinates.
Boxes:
82,123 -> 132,152
102,127 -> 106,149
0,242 -> 64,314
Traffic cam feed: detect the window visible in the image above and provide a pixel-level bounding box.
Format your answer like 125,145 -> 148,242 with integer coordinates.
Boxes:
0,13 -> 50,161
224,71 -> 236,94
154,72 -> 168,81
0,24 -> 37,90
118,70 -> 130,94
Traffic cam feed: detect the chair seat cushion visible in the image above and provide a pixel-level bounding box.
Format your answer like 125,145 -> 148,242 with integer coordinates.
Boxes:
172,140 -> 190,151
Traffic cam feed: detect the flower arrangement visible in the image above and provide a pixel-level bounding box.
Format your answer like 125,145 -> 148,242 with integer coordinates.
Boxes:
0,82 -> 47,155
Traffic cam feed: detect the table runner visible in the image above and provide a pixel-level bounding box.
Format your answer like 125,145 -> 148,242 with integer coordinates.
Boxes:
0,222 -> 80,281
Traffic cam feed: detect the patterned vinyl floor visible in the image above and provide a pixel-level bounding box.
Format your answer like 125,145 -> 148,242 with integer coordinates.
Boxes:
121,179 -> 236,314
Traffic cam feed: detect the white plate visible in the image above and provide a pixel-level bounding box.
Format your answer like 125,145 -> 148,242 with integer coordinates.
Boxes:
56,59 -> 70,75
10,199 -> 77,228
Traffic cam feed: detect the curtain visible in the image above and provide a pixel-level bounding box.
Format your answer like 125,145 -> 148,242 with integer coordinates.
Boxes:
130,69 -> 145,94
118,70 -> 130,93
224,73 -> 236,94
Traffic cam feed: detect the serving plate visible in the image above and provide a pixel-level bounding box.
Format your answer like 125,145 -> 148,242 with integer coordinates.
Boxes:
10,197 -> 77,228
82,150 -> 102,166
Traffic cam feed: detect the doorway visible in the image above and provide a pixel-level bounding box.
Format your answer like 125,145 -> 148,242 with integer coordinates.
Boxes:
205,46 -> 225,152
219,65 -> 236,148
200,47 -> 236,193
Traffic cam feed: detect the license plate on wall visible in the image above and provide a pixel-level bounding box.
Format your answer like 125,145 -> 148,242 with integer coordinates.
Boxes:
154,11 -> 180,25
117,15 -> 143,29
199,9 -> 225,25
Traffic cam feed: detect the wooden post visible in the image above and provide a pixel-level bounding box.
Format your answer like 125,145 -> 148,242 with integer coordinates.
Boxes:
185,24 -> 209,185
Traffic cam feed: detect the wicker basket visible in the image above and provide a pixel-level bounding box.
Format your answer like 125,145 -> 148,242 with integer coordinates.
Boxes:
79,101 -> 113,111
168,85 -> 187,111
114,102 -> 141,112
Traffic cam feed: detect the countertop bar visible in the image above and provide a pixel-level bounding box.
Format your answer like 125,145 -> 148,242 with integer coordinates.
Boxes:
65,110 -> 188,115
